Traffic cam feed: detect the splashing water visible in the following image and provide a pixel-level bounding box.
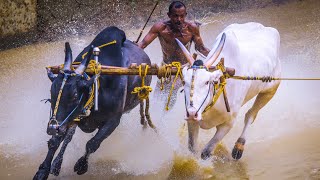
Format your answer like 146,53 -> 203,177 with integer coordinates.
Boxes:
1,0 -> 320,179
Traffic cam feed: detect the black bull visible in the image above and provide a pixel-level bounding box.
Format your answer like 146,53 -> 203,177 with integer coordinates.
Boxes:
34,26 -> 152,179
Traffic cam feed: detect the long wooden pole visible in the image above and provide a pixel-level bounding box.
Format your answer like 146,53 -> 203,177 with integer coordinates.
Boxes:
135,1 -> 160,43
48,63 -> 236,76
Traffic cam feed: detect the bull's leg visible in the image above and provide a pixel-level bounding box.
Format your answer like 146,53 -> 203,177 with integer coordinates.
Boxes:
33,135 -> 64,180
232,86 -> 279,160
74,114 -> 121,175
187,121 -> 199,153
50,124 -> 77,176
201,122 -> 233,160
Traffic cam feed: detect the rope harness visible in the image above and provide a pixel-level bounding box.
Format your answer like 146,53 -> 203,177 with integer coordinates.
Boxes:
49,35 -> 318,131
157,62 -> 184,111
47,54 -> 320,133
47,41 -> 117,133
48,71 -> 88,134
131,64 -> 156,129
185,66 -> 216,117
203,60 -> 230,113
81,40 -> 117,60
184,64 -> 228,116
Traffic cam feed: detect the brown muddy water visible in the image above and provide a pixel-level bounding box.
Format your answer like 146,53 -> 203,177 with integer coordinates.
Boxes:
1,0 -> 320,179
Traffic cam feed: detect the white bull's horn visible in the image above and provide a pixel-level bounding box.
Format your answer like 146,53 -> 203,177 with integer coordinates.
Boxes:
175,38 -> 195,65
63,42 -> 73,71
204,33 -> 226,68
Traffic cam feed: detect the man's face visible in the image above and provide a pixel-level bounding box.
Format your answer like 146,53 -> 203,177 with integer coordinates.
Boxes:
168,7 -> 187,30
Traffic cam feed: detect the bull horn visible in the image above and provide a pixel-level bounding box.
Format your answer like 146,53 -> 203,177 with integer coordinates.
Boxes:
75,46 -> 94,75
204,33 -> 226,68
175,38 -> 195,65
63,42 -> 73,71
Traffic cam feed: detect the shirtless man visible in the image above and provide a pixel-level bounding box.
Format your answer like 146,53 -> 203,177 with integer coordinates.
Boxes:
138,1 -> 210,64
138,1 -> 210,109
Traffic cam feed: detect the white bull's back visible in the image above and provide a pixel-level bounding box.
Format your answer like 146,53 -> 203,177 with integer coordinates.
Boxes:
206,22 -> 281,120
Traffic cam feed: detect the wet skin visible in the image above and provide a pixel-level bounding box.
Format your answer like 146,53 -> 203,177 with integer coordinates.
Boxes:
138,6 -> 210,64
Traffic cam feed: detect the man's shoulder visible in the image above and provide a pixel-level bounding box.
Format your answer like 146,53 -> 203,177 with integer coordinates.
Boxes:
185,21 -> 200,32
152,21 -> 168,31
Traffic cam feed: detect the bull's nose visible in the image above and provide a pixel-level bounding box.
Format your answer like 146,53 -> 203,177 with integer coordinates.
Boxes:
47,124 -> 67,136
187,107 -> 198,119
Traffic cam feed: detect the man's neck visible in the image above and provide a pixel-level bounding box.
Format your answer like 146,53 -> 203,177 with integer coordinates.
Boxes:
167,22 -> 184,37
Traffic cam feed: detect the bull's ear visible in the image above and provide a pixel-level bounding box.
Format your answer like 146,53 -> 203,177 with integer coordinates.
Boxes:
46,67 -> 56,82
210,70 -> 223,83
121,30 -> 126,45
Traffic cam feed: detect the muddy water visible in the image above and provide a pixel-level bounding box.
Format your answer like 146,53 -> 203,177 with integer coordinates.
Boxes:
1,0 -> 320,179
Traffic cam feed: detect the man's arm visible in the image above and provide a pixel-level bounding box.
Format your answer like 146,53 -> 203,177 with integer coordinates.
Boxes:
192,25 -> 210,56
137,23 -> 161,49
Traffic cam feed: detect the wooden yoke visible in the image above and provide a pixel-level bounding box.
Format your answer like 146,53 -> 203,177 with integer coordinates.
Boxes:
48,62 -> 235,78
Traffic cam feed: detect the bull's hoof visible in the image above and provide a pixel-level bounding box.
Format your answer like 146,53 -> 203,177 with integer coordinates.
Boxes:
50,157 -> 63,176
232,138 -> 246,160
201,149 -> 212,160
33,168 -> 50,180
74,156 -> 88,175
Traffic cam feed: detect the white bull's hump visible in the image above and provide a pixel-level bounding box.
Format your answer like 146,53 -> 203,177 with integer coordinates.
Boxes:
217,23 -> 280,74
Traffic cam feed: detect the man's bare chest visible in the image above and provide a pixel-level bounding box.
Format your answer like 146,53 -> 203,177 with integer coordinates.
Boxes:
159,29 -> 193,44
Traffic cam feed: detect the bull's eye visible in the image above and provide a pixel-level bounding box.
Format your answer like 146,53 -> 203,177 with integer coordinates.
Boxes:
73,93 -> 78,101
205,81 -> 209,85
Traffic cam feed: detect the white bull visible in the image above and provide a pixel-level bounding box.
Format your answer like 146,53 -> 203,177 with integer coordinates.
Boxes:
176,22 -> 281,160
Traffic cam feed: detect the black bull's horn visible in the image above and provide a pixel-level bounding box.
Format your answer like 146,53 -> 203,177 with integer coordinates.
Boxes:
75,45 -> 94,75
63,42 -> 73,71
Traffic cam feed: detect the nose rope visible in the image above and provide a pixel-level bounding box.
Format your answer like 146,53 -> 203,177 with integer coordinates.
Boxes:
48,71 -> 97,136
59,94 -> 84,127
184,92 -> 189,117
185,67 -> 215,117
48,72 -> 88,128
195,82 -> 214,116
185,65 -> 217,118
50,74 -> 69,123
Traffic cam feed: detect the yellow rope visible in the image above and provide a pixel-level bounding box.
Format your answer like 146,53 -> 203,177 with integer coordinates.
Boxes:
165,62 -> 183,111
230,76 -> 320,81
131,64 -> 156,130
131,64 -> 153,100
53,77 -> 67,116
203,81 -> 226,113
157,64 -> 173,90
202,61 -> 227,114
81,40 -> 117,59
48,60 -> 102,115
83,60 -> 101,110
